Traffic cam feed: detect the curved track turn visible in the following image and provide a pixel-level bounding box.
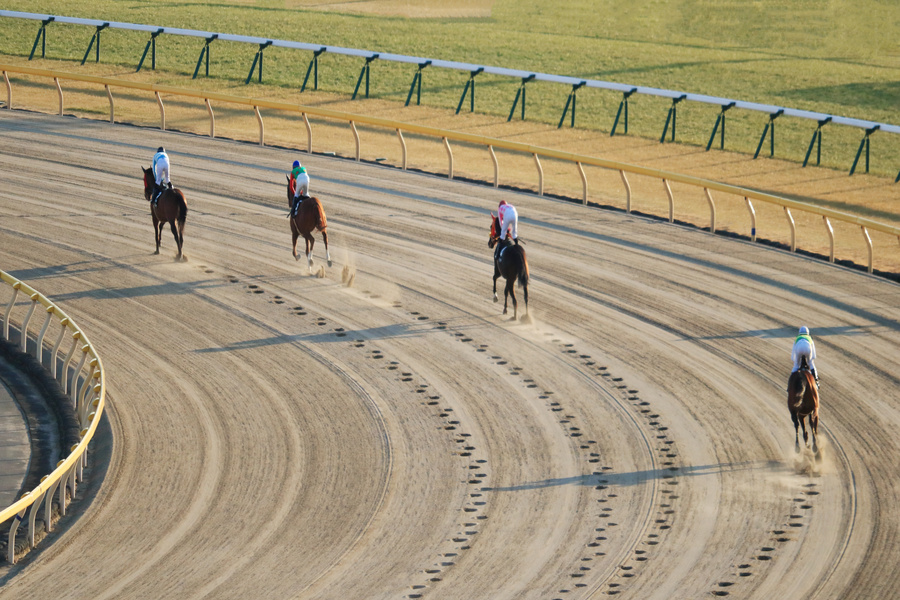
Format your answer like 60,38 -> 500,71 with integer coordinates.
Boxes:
0,112 -> 898,599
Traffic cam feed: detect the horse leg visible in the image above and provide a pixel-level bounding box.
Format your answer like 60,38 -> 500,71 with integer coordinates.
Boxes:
522,280 -> 528,317
153,214 -> 161,254
169,220 -> 182,260
304,232 -> 314,273
800,415 -> 809,449
492,264 -> 500,303
508,279 -> 517,320
292,230 -> 301,261
811,412 -> 820,458
791,411 -> 801,453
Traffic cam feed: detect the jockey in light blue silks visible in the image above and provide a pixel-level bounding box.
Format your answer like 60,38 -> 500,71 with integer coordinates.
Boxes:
791,326 -> 818,383
151,146 -> 170,204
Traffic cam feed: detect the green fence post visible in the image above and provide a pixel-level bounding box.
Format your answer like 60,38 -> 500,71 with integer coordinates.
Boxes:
558,81 -> 586,128
81,23 -> 109,66
29,17 -> 55,61
850,125 -> 879,176
456,67 -> 483,114
352,54 -> 379,100
660,94 -> 686,143
610,88 -> 637,136
193,35 -> 217,79
753,109 -> 783,159
705,102 -> 735,151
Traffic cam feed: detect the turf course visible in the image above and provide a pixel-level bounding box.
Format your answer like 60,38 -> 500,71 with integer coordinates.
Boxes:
1,0 -> 899,175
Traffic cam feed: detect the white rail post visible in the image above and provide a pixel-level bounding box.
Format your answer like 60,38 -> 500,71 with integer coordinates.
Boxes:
205,98 -> 215,138
620,170 -> 632,213
443,137 -> 453,179
20,293 -> 39,352
533,153 -> 543,196
488,145 -> 499,188
861,226 -> 873,273
254,106 -> 264,146
60,331 -> 82,393
3,71 -> 10,110
396,129 -> 407,170
70,345 -> 90,406
745,197 -> 757,242
50,318 -> 69,379
823,216 -> 835,262
663,179 -> 674,223
784,207 -> 796,252
45,475 -> 61,532
3,282 -> 20,341
704,188 -> 716,233
27,487 -> 48,548
302,113 -> 312,153
105,84 -> 114,123
577,162 -> 587,205
36,306 -> 53,365
7,494 -> 29,564
57,460 -> 67,516
155,91 -> 165,131
54,77 -> 62,116
351,121 -> 360,161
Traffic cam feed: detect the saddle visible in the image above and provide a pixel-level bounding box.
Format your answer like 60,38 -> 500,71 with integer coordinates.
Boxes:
291,194 -> 310,217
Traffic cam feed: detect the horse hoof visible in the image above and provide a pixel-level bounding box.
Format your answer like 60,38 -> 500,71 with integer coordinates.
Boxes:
294,254 -> 300,262
153,250 -> 160,255
493,295 -> 499,303
327,259 -> 333,267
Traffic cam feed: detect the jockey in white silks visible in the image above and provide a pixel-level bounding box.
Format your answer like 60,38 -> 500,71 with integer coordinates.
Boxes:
151,146 -> 170,203
497,200 -> 518,244
791,326 -> 818,383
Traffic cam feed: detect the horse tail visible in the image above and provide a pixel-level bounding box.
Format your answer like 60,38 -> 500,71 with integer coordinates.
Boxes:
518,247 -> 529,289
791,375 -> 807,409
175,191 -> 188,230
316,198 -> 327,231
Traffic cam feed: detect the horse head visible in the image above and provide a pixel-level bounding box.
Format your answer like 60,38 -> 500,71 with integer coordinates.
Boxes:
141,166 -> 153,199
488,212 -> 499,249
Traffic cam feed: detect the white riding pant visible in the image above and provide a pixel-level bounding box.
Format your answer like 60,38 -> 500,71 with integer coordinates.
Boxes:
499,205 -> 518,240
154,155 -> 170,187
791,339 -> 816,373
293,173 -> 310,198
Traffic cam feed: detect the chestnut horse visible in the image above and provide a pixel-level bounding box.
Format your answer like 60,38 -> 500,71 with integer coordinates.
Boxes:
488,212 -> 529,320
286,177 -> 331,273
141,167 -> 187,261
788,355 -> 820,458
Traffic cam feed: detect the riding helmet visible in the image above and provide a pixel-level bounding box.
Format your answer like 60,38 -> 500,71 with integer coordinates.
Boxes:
499,200 -> 507,206
157,146 -> 165,153
799,326 -> 810,335
293,160 -> 300,168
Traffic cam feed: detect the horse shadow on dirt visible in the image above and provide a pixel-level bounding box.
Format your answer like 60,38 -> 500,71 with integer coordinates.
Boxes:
193,322 -> 443,353
482,460 -> 787,492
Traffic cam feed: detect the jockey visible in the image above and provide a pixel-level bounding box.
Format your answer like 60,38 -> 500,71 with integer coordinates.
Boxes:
791,326 -> 819,384
497,200 -> 518,245
290,160 -> 309,215
151,146 -> 170,204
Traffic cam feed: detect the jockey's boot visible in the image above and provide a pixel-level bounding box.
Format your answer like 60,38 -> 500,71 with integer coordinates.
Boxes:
513,237 -> 519,245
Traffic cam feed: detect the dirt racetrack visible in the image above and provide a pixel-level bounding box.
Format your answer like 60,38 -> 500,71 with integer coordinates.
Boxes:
0,111 -> 899,599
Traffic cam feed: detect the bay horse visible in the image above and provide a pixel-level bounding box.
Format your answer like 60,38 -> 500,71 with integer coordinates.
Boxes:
286,177 -> 331,273
141,167 -> 187,261
488,212 -> 529,320
787,355 -> 820,458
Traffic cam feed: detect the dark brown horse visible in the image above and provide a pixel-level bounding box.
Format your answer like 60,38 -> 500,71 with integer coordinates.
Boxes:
142,167 -> 187,261
489,212 -> 529,320
788,355 -> 820,458
286,176 -> 330,273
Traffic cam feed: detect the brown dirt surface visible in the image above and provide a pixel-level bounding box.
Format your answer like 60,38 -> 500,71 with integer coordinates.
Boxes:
1,110 -> 899,599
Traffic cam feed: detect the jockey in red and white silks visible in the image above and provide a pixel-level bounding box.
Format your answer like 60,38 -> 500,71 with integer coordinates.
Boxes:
497,200 -> 518,243
791,326 -> 818,381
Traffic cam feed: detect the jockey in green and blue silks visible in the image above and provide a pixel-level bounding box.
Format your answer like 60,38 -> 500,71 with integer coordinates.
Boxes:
791,326 -> 818,381
291,160 -> 309,199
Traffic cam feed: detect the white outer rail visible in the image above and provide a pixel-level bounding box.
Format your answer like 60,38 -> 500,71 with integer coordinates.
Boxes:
0,270 -> 106,564
2,64 -> 899,274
